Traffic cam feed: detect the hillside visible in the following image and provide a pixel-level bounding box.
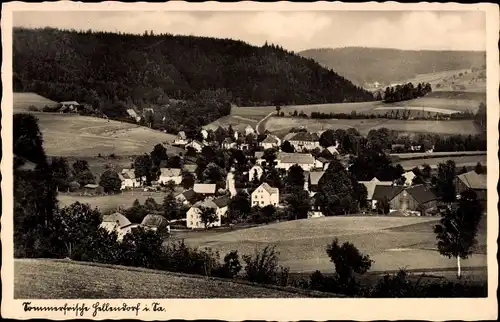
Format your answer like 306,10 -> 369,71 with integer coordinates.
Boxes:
299,47 -> 486,87
13,27 -> 374,112
14,259 -> 323,299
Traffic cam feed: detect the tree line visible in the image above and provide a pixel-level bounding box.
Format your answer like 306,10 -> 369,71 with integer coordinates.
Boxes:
383,82 -> 432,103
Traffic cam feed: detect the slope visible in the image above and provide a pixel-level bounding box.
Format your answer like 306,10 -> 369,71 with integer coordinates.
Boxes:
14,259 -> 325,299
13,27 -> 374,111
299,47 -> 486,87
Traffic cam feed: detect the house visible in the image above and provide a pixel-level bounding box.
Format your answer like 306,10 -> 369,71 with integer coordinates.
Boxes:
244,125 -> 255,136
193,183 -> 216,196
402,171 -> 417,186
359,177 -> 393,208
100,212 -> 135,241
200,129 -> 209,140
260,135 -> 281,150
456,170 -> 487,200
288,132 -> 320,152
119,169 -> 143,190
60,101 -> 80,112
393,185 -> 438,216
276,153 -> 316,171
251,182 -> 279,207
173,131 -> 189,146
371,185 -> 406,211
83,184 -> 104,195
186,198 -> 228,229
159,168 -> 182,185
308,171 -> 325,194
222,137 -> 237,149
248,164 -> 264,181
141,214 -> 169,232
126,109 -> 141,122
175,189 -> 198,205
185,140 -> 204,153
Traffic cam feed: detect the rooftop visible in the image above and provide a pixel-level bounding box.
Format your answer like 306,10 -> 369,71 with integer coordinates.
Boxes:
372,185 -> 405,201
102,212 -> 131,228
160,168 -> 182,177
289,132 -> 320,142
193,183 -> 216,194
405,185 -> 437,204
457,170 -> 487,190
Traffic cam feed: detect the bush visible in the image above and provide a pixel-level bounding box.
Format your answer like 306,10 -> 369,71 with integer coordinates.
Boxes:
162,240 -> 221,276
68,181 -> 81,192
213,250 -> 242,278
242,245 -> 286,285
28,105 -> 39,111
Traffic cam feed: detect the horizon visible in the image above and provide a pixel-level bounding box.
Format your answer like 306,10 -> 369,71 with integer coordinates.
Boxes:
13,11 -> 486,52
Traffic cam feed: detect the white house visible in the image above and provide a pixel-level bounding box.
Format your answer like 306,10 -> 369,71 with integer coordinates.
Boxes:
159,168 -> 182,185
200,129 -> 209,140
248,164 -> 264,181
276,153 -> 316,171
193,183 -> 216,196
402,171 -> 416,186
260,135 -> 281,150
244,125 -> 255,136
118,169 -> 143,190
288,132 -> 321,152
186,197 -> 230,229
251,182 -> 279,207
60,101 -> 79,112
100,212 -> 135,241
173,131 -> 189,146
185,140 -> 205,153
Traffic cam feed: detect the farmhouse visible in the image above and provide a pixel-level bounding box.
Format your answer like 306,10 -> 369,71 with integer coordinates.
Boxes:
371,185 -> 405,211
288,132 -> 320,152
185,140 -> 205,153
248,164 -> 264,181
276,153 -> 316,171
159,168 -> 182,185
119,169 -> 143,190
100,212 -> 136,241
251,182 -> 279,207
193,183 -> 216,196
397,185 -> 438,215
60,101 -> 80,112
359,177 -> 393,208
175,189 -> 198,205
260,135 -> 281,150
456,170 -> 487,200
186,198 -> 228,229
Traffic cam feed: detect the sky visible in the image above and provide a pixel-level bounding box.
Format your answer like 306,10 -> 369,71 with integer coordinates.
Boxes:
13,10 -> 486,52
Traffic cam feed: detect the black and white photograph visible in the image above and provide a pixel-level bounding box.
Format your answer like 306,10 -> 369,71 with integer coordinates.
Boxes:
2,1 -> 498,320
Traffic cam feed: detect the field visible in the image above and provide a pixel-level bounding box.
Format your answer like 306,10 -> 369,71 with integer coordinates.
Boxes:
181,216 -> 487,274
399,68 -> 486,93
13,92 -> 58,111
390,151 -> 486,159
28,112 -> 178,157
263,117 -> 481,138
396,155 -> 487,171
57,190 -> 182,212
14,259 -> 312,299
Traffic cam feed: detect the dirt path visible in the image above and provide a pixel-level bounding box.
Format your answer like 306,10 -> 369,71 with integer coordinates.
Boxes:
256,111 -> 276,134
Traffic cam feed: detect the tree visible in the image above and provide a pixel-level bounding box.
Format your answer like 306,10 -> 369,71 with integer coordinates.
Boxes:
52,202 -> 102,258
434,189 -> 483,278
76,170 -> 96,186
285,164 -> 305,191
72,159 -> 90,176
99,169 -> 122,193
162,193 -> 180,220
435,160 -> 456,203
421,163 -> 432,179
150,143 -> 168,168
262,148 -> 278,169
51,157 -> 71,191
181,172 -> 195,189
260,205 -> 277,224
326,238 -> 373,292
376,196 -> 390,215
319,129 -> 336,148
285,189 -> 310,220
281,140 -> 295,153
228,191 -> 251,223
134,154 -> 152,184
474,162 -> 485,174
200,206 -> 218,229
317,160 -> 355,215
14,113 -> 48,166
202,163 -> 227,189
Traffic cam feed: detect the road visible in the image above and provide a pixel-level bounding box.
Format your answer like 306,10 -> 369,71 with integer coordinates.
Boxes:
255,111 -> 276,135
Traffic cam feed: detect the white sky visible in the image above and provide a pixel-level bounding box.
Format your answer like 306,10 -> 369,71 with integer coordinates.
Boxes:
13,11 -> 486,52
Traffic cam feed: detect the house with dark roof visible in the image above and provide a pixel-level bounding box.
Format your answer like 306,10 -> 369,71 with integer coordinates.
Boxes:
392,185 -> 438,215
359,177 -> 393,208
289,132 -> 321,152
455,170 -> 487,200
372,185 -> 405,211
276,152 -> 316,171
175,189 -> 199,205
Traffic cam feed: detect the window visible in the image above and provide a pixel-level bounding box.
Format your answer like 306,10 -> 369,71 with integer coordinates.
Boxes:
261,201 -> 264,205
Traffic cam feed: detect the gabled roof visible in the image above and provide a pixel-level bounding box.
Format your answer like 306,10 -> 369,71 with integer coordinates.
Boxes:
309,171 -> 326,186
183,164 -> 197,173
372,185 -> 405,201
261,135 -> 280,144
359,180 -> 393,200
457,170 -> 487,190
213,196 -> 231,208
193,183 -> 216,194
121,169 -> 136,180
254,182 -> 279,195
289,132 -> 320,142
404,185 -> 437,204
192,199 -> 219,210
279,152 -> 315,165
326,146 -> 339,155
141,214 -> 168,228
160,168 -> 181,177
102,212 -> 131,228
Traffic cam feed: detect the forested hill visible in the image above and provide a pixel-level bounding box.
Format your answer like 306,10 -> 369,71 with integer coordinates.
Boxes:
299,47 -> 486,86
13,28 -> 374,109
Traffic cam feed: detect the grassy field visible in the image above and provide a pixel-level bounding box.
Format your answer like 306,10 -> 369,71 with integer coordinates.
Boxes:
396,155 -> 487,170
397,68 -> 486,93
14,259 -> 312,299
390,151 -> 486,160
57,190 -> 183,212
180,216 -> 487,274
263,117 -> 481,138
13,92 -> 59,111
28,112 -> 178,157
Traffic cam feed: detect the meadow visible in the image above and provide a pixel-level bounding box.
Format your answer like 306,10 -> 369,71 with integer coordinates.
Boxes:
181,216 -> 487,274
263,117 -> 481,138
13,92 -> 58,111
14,259 -> 310,299
30,112 -> 178,157
396,155 -> 487,171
